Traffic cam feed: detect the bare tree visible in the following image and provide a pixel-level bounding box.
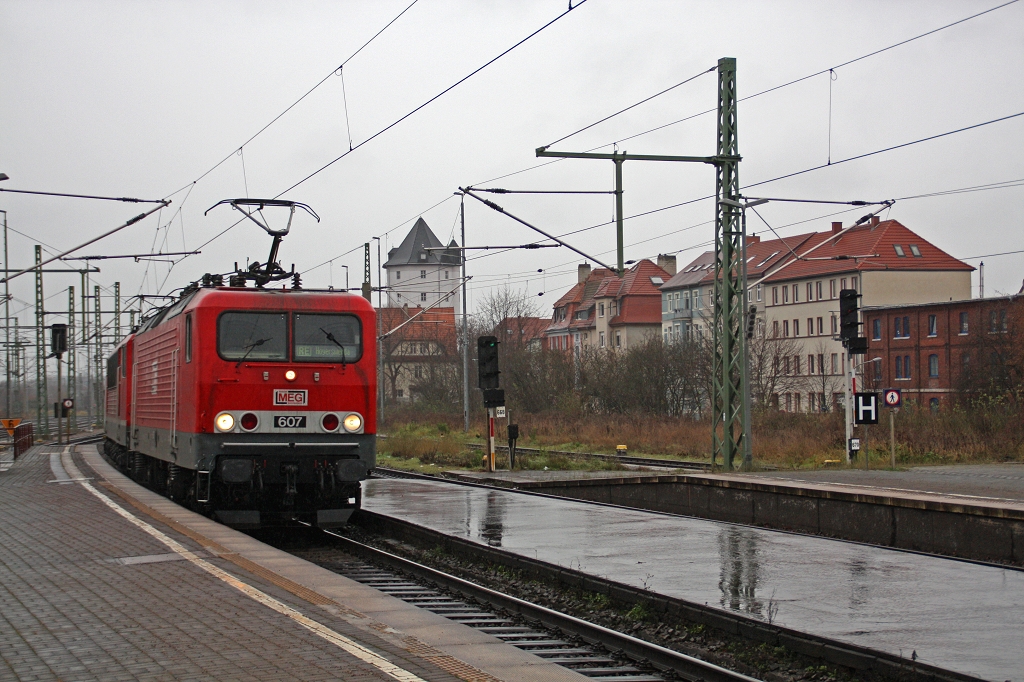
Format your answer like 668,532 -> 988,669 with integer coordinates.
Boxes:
748,327 -> 803,410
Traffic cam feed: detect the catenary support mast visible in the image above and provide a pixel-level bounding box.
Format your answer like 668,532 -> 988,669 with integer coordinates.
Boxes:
712,57 -> 745,470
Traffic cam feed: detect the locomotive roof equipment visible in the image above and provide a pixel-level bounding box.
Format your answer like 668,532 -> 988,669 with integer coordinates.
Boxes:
205,198 -> 319,288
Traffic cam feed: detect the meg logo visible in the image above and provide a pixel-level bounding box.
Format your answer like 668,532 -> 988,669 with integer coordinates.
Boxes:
274,389 -> 308,406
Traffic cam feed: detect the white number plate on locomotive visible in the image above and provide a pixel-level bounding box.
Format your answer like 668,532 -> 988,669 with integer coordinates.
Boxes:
274,389 -> 308,406
273,415 -> 308,429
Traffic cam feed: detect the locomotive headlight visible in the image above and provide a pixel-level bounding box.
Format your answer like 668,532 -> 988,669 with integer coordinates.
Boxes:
284,370 -> 297,381
342,413 -> 362,433
215,412 -> 235,432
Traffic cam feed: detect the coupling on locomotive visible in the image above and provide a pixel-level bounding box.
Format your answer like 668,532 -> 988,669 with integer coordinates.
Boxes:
103,199 -> 376,529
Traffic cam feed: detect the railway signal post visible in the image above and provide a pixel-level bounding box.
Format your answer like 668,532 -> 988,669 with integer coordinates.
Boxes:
477,336 -> 502,473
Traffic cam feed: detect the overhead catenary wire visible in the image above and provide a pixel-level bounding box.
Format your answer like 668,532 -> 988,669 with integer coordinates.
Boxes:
161,0 -> 421,201
541,64 -> 718,149
191,2 -> 590,269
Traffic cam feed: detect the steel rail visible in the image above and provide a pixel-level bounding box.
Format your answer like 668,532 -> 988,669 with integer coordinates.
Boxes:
319,529 -> 760,682
346,510 -> 981,682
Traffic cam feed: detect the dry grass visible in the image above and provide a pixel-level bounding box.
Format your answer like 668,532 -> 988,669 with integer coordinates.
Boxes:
382,401 -> 1024,470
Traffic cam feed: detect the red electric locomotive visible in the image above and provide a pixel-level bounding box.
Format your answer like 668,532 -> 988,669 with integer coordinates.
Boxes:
104,199 -> 376,528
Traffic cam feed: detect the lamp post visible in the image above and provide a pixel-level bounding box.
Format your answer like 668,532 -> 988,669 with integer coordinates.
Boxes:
372,236 -> 383,423
0,173 -> 8,420
455,192 -> 470,433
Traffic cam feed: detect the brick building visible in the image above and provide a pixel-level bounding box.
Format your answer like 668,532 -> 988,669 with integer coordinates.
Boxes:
863,295 -> 1023,409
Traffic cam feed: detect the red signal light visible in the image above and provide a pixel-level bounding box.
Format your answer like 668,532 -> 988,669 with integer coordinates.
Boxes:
321,413 -> 340,432
240,413 -> 259,431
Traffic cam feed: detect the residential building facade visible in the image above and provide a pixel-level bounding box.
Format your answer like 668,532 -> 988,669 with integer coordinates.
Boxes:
383,217 -> 462,314
543,259 -> 672,351
378,306 -> 458,402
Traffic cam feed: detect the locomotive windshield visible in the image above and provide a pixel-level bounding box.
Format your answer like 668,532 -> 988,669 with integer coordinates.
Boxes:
294,313 -> 362,362
218,312 -> 288,361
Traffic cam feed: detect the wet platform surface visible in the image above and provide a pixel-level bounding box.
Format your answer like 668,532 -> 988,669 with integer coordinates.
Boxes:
0,445 -> 587,682
364,477 -> 1024,681
747,463 -> 1024,502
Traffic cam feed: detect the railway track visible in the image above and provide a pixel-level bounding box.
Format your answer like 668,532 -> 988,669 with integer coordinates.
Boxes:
463,442 -> 711,471
302,528 -> 759,682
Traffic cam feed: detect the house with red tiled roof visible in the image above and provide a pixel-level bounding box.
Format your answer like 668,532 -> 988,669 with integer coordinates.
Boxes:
378,306 -> 458,402
543,258 -> 672,350
667,217 -> 974,412
494,316 -> 549,351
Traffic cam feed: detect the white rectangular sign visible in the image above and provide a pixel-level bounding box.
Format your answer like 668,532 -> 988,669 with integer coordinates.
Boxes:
495,406 -> 506,418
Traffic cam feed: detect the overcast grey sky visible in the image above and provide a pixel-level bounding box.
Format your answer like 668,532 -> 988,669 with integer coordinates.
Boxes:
2,0 -> 1022,323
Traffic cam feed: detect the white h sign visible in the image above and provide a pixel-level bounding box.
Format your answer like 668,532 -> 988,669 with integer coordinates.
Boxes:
855,392 -> 879,424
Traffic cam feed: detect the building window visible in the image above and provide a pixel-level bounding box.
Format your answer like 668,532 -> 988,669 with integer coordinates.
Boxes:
841,278 -> 848,291
808,355 -> 815,375
661,296 -> 667,313
783,357 -> 791,375
928,314 -> 937,337
809,393 -> 817,412
793,319 -> 800,337
893,244 -> 906,257
807,318 -> 814,336
615,332 -> 621,347
830,279 -> 837,299
783,320 -> 789,337
599,332 -> 605,347
959,312 -> 969,334
990,310 -> 998,332
831,353 -> 838,374
872,319 -> 881,340
793,355 -> 801,374
930,397 -> 940,412
773,321 -> 780,338
904,355 -> 912,379
818,354 -> 825,375
782,287 -> 789,304
445,270 -> 449,279
794,393 -> 802,412
756,284 -> 762,302
414,366 -> 422,378
873,359 -> 882,380
929,354 -> 939,377
1000,309 -> 1008,332
420,292 -> 427,302
396,271 -> 401,280
806,282 -> 813,301
831,315 -> 837,335
909,245 -> 922,257
600,303 -> 606,317
420,270 -> 426,279
816,281 -> 823,300
397,389 -> 404,398
772,287 -> 778,305
894,317 -> 902,338
785,393 -> 792,411
851,276 -> 858,290
792,284 -> 799,302
817,317 -> 824,335
895,356 -> 903,379
903,316 -> 910,338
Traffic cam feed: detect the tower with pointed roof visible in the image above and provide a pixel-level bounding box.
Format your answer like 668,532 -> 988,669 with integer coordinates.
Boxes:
384,217 -> 462,314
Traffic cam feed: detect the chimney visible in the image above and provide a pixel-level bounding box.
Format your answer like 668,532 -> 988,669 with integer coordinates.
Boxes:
831,221 -> 843,233
578,263 -> 592,284
747,235 -> 760,245
870,216 -> 880,227
657,254 -> 677,276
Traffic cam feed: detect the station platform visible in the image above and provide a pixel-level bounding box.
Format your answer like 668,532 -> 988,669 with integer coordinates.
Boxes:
363,476 -> 1024,682
0,444 -> 588,682
448,464 -> 1024,566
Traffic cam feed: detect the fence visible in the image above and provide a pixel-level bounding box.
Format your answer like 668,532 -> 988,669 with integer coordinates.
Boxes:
13,422 -> 34,459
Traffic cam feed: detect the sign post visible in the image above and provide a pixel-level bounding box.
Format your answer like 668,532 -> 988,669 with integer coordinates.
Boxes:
884,389 -> 902,469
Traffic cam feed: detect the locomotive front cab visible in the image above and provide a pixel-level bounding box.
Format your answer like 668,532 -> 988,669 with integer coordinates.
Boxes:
192,291 -> 377,528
